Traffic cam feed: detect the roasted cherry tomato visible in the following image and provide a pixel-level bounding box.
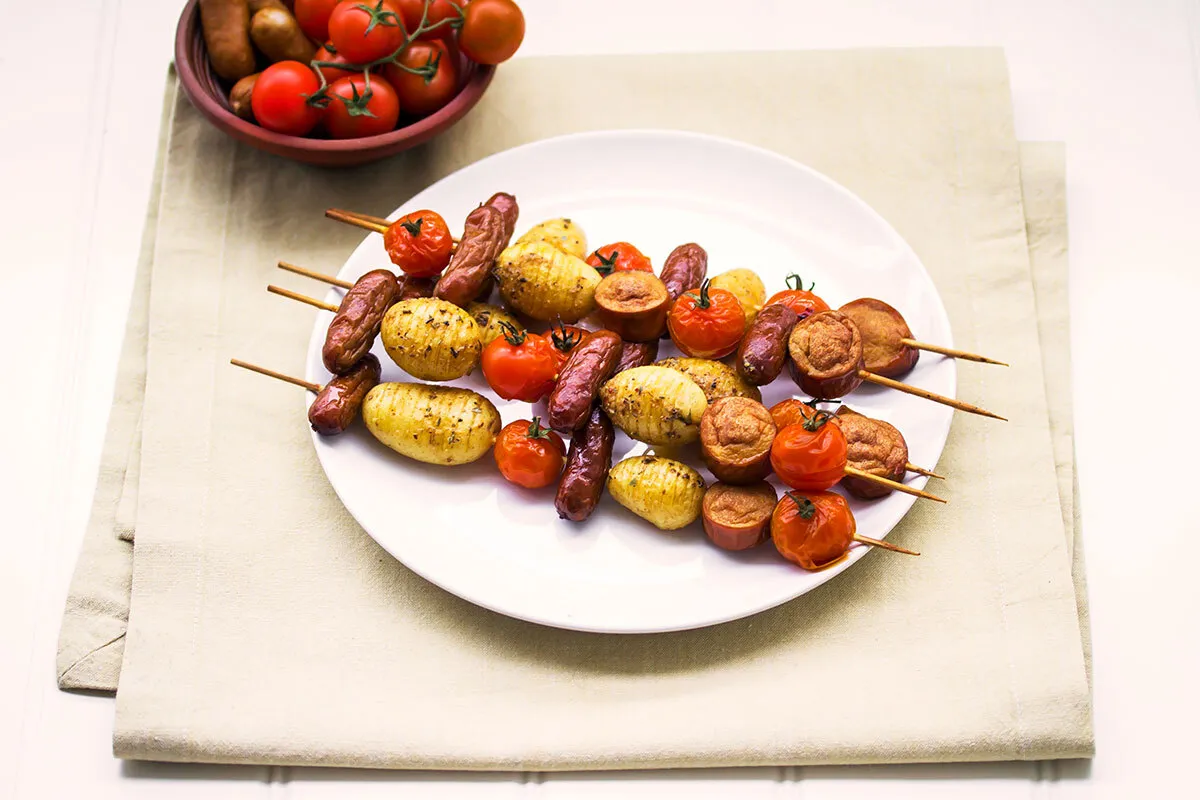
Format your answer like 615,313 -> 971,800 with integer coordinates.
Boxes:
382,39 -> 459,116
666,279 -> 746,359
251,61 -> 324,136
312,43 -> 357,84
294,0 -> 342,42
323,75 -> 401,139
543,320 -> 587,374
328,0 -> 405,63
458,0 -> 525,64
770,410 -> 847,491
763,274 -> 831,320
767,398 -> 844,431
771,491 -> 857,571
394,0 -> 461,39
382,210 -> 453,276
481,323 -> 559,402
586,242 -> 653,275
494,417 -> 566,489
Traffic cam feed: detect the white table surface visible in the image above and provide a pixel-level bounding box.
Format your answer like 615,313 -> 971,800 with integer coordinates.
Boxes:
3,0 -> 1199,797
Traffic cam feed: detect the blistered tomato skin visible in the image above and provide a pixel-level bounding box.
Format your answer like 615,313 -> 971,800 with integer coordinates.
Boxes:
771,491 -> 856,571
770,419 -> 848,491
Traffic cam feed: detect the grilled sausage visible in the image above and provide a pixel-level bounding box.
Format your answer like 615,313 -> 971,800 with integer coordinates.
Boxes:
698,397 -> 777,484
702,482 -> 778,551
787,311 -> 865,399
838,297 -> 920,378
546,330 -> 623,433
736,304 -> 798,385
308,354 -> 381,435
835,407 -> 909,499
659,243 -> 708,301
555,407 -> 616,522
484,192 -> 519,241
434,205 -> 507,308
396,274 -> 435,301
321,269 -> 399,375
199,0 -> 256,82
613,340 -> 658,374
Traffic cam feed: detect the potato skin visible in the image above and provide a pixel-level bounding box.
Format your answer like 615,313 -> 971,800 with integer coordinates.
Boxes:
655,357 -> 762,403
362,383 -> 501,466
200,0 -> 256,82
516,217 -> 588,259
466,302 -> 523,347
708,268 -> 766,324
494,240 -> 602,322
599,366 -> 708,445
381,298 -> 482,381
607,455 -> 706,530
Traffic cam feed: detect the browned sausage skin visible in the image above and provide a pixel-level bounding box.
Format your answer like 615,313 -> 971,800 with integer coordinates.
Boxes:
308,354 -> 381,435
484,192 -> 519,241
555,407 -> 615,521
835,407 -> 909,499
659,243 -> 708,301
434,205 -> 507,308
736,304 -> 798,385
613,340 -> 659,374
787,311 -> 865,399
546,330 -> 623,433
395,274 -> 435,301
321,269 -> 399,375
838,298 -> 919,378
702,482 -> 778,551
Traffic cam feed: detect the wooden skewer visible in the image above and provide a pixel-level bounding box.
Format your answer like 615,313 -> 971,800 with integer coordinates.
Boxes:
857,370 -> 1007,421
230,359 -> 319,393
278,260 -> 352,290
852,534 -> 920,556
843,466 -> 946,503
267,284 -> 339,313
905,462 -> 945,480
901,338 -> 1008,366
326,208 -> 389,234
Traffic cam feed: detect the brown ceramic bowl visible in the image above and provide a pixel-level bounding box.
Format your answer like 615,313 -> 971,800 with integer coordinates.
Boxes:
175,0 -> 495,167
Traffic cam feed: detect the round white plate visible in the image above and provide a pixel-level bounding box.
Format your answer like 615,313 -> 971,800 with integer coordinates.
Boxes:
306,130 -> 955,634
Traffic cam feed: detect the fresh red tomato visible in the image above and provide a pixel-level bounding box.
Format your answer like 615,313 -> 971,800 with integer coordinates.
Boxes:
763,274 -> 831,320
666,280 -> 746,359
494,417 -> 566,489
586,242 -> 653,275
294,0 -> 342,42
543,320 -> 586,374
394,0 -> 461,39
771,491 -> 857,571
481,324 -> 559,402
382,209 -> 453,276
382,40 -> 459,116
251,61 -> 324,136
328,0 -> 405,63
458,0 -> 524,64
323,75 -> 401,138
770,412 -> 847,491
312,43 -> 358,84
768,398 -> 817,431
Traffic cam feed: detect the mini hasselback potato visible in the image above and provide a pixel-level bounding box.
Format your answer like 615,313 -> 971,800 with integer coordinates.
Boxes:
655,357 -> 762,403
466,302 -> 523,347
362,383 -> 501,465
599,365 -> 708,445
607,455 -> 706,530
381,297 -> 482,381
494,240 -> 602,323
516,217 -> 588,259
708,268 -> 766,324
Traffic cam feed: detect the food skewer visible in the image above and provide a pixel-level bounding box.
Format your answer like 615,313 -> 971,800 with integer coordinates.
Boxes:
326,208 -> 461,246
899,338 -> 1007,366
839,297 -> 1006,375
856,371 -> 1006,421
277,260 -> 353,290
841,466 -> 945,503
230,355 -> 380,436
267,284 -> 339,313
904,462 -> 945,480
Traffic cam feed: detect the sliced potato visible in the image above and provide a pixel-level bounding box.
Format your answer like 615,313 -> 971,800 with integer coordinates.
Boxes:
494,240 -> 602,323
381,297 -> 482,381
656,357 -> 762,403
516,217 -> 587,259
466,302 -> 523,347
608,455 -> 706,530
708,268 -> 766,324
599,365 -> 708,445
362,383 -> 501,465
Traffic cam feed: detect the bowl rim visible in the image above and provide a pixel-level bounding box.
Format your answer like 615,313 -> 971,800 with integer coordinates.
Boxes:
174,0 -> 495,154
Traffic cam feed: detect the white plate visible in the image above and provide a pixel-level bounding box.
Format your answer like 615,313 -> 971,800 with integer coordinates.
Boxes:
306,130 -> 955,634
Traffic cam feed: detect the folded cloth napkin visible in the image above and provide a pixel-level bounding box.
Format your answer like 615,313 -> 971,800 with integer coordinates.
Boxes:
60,49 -> 1092,768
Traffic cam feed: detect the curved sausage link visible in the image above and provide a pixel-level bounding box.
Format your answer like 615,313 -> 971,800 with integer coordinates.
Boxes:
613,340 -> 659,375
434,205 -> 507,308
546,330 -> 623,433
321,270 -> 399,375
484,192 -> 519,242
736,304 -> 798,385
660,243 -> 708,301
308,354 -> 381,435
555,407 -> 616,522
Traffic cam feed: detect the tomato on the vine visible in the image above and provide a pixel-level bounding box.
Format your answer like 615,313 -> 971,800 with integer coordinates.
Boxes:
586,242 -> 653,275
543,320 -> 586,374
251,61 -> 324,136
666,279 -> 746,359
770,411 -> 847,491
763,274 -> 831,320
771,491 -> 857,571
395,0 -> 461,39
494,417 -> 566,489
294,0 -> 342,42
312,43 -> 357,84
323,75 -> 401,139
768,398 -> 840,432
481,324 -> 559,402
328,0 -> 405,63
459,0 -> 525,64
382,209 -> 453,276
382,39 -> 459,117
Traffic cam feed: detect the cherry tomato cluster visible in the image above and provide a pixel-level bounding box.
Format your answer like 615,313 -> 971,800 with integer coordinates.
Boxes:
248,0 -> 526,139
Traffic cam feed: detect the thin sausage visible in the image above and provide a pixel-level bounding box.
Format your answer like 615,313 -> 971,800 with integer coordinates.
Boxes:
613,340 -> 658,374
308,354 -> 381,435
434,205 -> 507,308
321,270 -> 399,375
736,304 -> 798,385
546,330 -> 623,433
555,407 -> 615,522
484,192 -> 519,242
659,243 -> 708,301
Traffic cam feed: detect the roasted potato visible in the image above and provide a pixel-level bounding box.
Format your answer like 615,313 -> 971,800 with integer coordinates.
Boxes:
362,383 -> 501,466
607,455 -> 706,530
494,240 -> 602,323
708,268 -> 766,324
515,217 -> 587,259
381,297 -> 482,381
655,357 -> 762,403
599,366 -> 708,445
466,302 -> 523,347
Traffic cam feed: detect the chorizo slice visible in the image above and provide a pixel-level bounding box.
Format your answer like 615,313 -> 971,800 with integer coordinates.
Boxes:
698,396 -> 777,484
702,482 -> 778,551
787,311 -> 865,399
594,271 -> 671,341
835,407 -> 909,499
838,298 -> 919,378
